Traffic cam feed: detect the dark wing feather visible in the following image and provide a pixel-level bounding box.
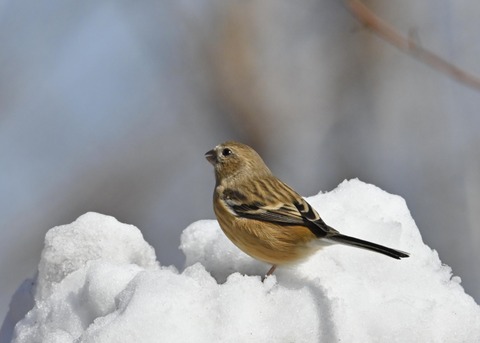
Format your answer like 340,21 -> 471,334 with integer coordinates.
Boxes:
228,201 -> 306,225
221,182 -> 334,237
292,197 -> 338,236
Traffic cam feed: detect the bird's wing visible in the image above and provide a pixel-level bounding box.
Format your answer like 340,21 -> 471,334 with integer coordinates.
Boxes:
221,183 -> 335,236
227,199 -> 306,225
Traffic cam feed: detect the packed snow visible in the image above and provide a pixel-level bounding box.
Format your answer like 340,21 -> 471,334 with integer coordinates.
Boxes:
7,179 -> 480,342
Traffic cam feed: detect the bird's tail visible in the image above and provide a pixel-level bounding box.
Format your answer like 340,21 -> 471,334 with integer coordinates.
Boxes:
327,233 -> 409,259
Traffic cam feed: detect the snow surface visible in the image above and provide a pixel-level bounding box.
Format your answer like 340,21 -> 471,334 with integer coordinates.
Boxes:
9,179 -> 480,342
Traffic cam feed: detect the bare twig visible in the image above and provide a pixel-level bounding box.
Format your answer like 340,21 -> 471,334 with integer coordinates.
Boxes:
347,0 -> 480,91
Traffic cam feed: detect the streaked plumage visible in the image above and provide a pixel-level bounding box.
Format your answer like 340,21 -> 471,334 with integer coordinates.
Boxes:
206,141 -> 409,278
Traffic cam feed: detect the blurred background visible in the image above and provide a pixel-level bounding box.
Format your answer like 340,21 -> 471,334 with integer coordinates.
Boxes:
1,0 -> 479,334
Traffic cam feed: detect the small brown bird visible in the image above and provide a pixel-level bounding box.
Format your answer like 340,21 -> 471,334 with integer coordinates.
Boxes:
205,141 -> 409,278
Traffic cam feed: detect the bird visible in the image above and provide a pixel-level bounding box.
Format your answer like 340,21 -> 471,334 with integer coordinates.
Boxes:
205,141 -> 409,278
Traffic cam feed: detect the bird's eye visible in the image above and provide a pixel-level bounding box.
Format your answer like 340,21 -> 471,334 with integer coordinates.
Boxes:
222,148 -> 232,156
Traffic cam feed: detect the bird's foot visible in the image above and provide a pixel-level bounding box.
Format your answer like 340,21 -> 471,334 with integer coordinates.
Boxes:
261,264 -> 277,282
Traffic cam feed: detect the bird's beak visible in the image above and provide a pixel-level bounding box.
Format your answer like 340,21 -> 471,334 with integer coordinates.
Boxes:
205,149 -> 217,165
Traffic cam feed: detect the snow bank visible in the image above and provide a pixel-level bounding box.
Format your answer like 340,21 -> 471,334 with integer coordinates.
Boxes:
9,180 -> 480,342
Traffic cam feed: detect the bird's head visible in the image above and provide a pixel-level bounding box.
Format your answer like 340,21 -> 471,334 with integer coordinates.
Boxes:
205,141 -> 271,183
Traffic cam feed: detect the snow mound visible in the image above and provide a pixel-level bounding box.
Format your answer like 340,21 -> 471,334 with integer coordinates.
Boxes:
10,180 -> 480,342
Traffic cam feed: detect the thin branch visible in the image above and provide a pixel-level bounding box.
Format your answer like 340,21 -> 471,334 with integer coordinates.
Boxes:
347,0 -> 480,91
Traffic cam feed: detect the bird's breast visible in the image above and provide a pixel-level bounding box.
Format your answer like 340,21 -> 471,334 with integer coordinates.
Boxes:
213,194 -> 319,266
